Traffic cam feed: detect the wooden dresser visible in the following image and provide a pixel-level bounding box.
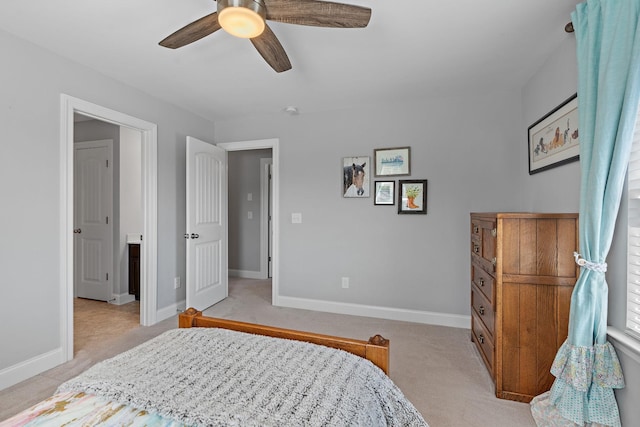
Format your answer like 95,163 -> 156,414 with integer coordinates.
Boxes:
470,212 -> 578,402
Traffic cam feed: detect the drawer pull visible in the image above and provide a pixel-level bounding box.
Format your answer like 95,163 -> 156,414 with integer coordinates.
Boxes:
479,278 -> 485,286
491,228 -> 497,237
479,334 -> 485,344
474,245 -> 480,253
473,225 -> 479,234
479,305 -> 485,315
492,257 -> 497,267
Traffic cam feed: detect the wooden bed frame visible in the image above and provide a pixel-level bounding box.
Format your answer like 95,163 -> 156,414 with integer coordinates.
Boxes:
178,307 -> 390,374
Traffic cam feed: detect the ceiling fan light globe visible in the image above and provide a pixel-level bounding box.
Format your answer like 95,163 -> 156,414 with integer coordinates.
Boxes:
218,0 -> 266,39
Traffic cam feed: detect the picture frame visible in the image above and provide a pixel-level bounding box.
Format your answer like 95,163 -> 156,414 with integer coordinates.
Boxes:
342,156 -> 370,198
398,180 -> 427,214
374,146 -> 411,177
528,93 -> 579,174
374,181 -> 395,205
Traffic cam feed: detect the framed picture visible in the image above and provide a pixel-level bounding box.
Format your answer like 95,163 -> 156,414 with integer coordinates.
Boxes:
374,181 -> 395,205
342,156 -> 370,198
528,93 -> 579,174
398,180 -> 427,214
374,146 -> 411,176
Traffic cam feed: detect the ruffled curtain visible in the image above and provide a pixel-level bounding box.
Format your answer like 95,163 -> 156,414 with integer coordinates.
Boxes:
530,0 -> 640,426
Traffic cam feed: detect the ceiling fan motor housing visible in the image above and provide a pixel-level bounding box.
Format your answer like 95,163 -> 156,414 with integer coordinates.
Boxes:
217,0 -> 267,39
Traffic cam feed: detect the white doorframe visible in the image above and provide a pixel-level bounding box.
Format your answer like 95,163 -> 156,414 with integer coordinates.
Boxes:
218,139 -> 279,305
260,157 -> 272,279
60,94 -> 158,363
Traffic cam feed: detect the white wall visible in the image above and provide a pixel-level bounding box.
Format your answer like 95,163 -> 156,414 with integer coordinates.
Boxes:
119,126 -> 143,297
521,35 -> 639,426
0,29 -> 214,384
215,90 -> 524,318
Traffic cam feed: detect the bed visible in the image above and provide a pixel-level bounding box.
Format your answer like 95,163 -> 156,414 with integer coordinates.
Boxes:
1,308 -> 428,426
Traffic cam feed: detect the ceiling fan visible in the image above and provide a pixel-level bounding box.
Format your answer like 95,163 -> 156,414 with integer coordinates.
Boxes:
159,0 -> 372,73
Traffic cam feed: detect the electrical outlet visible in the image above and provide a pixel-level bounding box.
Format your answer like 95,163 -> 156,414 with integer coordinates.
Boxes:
341,277 -> 349,289
174,277 -> 181,289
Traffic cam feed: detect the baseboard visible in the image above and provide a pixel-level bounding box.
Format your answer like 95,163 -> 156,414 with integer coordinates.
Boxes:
109,293 -> 136,305
276,296 -> 470,329
156,300 -> 186,322
229,269 -> 265,280
0,347 -> 64,391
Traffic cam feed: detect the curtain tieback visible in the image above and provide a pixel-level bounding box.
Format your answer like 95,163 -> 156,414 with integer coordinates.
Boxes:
573,252 -> 607,272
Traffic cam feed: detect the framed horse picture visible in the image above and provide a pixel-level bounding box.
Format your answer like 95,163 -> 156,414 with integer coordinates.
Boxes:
343,156 -> 370,198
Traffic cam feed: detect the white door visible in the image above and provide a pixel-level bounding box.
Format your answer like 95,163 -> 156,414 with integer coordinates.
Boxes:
186,136 -> 228,310
74,140 -> 113,301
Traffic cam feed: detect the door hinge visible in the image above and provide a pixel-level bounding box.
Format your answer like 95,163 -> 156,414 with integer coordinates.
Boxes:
106,272 -> 109,281
106,216 -> 109,224
106,159 -> 109,168
268,256 -> 272,261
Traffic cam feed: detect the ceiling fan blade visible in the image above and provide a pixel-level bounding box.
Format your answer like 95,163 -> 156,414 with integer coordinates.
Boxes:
250,24 -> 292,73
159,12 -> 222,49
265,0 -> 371,28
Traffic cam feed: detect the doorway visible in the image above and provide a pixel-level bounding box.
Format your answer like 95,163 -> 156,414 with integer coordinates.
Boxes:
60,94 -> 158,363
218,139 -> 280,306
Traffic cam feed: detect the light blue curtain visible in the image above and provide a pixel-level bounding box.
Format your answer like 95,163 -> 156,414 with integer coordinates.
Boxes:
531,0 -> 640,426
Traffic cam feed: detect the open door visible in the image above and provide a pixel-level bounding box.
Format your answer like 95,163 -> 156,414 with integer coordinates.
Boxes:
186,136 -> 228,310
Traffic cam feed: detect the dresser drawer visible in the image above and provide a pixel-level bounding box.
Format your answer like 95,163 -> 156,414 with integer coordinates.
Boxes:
471,218 -> 496,262
472,284 -> 494,336
472,313 -> 494,373
471,263 -> 495,304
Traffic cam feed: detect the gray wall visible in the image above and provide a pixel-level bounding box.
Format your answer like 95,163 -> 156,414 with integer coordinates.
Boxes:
228,149 -> 271,274
214,90 -> 524,315
521,35 -> 639,426
0,28 -> 214,372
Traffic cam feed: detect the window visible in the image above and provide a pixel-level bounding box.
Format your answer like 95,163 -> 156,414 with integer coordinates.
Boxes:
626,111 -> 640,340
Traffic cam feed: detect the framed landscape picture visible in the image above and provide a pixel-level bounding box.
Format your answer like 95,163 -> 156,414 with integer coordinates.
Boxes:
374,147 -> 410,177
374,181 -> 395,205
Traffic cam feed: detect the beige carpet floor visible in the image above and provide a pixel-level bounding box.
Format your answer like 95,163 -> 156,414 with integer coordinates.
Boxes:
0,278 -> 536,426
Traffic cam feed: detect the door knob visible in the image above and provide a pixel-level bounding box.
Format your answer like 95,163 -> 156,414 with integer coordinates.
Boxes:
190,233 -> 200,239
73,228 -> 82,234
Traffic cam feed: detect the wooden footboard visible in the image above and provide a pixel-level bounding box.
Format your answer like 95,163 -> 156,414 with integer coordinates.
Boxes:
179,307 -> 390,374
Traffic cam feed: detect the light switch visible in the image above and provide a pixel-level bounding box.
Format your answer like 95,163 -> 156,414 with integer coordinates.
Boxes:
247,193 -> 253,201
291,213 -> 302,224
248,211 -> 253,220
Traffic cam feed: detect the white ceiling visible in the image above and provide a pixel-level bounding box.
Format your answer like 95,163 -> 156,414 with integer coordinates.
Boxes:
0,0 -> 578,121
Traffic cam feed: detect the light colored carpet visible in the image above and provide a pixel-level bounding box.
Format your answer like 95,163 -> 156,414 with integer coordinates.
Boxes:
0,278 -> 536,426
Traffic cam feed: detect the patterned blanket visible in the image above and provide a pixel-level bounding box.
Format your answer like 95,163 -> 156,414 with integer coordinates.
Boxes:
58,328 -> 428,426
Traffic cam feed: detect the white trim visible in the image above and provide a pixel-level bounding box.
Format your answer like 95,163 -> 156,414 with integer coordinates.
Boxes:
277,296 -> 471,329
157,300 -> 186,322
608,326 -> 640,364
229,269 -> 264,279
0,348 -> 64,390
110,292 -> 136,305
260,157 -> 272,280
217,139 -> 279,305
60,94 -> 158,366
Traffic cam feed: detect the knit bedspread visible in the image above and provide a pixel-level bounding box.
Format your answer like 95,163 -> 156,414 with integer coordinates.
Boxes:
58,328 -> 428,426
